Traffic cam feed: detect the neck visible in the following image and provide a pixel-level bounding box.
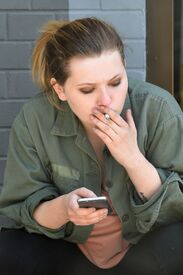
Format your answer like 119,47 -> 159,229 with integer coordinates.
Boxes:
87,133 -> 104,161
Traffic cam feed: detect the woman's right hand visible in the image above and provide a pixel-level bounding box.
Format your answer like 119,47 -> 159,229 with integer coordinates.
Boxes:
63,187 -> 108,226
33,187 -> 108,229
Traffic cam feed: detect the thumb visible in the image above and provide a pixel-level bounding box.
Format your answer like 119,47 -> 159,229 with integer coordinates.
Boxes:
75,187 -> 97,199
69,188 -> 97,210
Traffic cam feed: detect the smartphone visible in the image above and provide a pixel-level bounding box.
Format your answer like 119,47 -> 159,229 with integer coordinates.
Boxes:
77,196 -> 112,214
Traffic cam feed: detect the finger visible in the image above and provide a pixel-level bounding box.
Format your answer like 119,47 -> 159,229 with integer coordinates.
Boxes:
77,207 -> 108,219
68,200 -> 96,219
91,112 -> 120,135
126,109 -> 136,130
68,193 -> 81,211
69,187 -> 97,212
93,126 -> 113,144
72,208 -> 108,225
97,106 -> 127,127
76,207 -> 96,215
84,208 -> 108,223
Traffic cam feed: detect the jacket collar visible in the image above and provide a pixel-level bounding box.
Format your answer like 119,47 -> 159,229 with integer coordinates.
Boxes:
50,102 -> 97,161
50,102 -> 79,137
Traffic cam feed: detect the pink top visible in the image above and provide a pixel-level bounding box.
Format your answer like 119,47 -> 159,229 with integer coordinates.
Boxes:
78,191 -> 130,268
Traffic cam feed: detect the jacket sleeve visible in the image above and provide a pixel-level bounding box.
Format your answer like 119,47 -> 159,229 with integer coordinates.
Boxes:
129,109 -> 183,233
0,110 -> 67,239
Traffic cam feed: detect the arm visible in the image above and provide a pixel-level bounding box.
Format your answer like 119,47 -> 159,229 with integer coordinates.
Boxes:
91,102 -> 183,232
124,150 -> 161,201
0,110 -> 107,237
92,108 -> 161,200
33,188 -> 107,229
0,111 -> 63,237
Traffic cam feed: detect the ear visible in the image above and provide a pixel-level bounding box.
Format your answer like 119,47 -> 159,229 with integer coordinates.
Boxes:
50,78 -> 67,101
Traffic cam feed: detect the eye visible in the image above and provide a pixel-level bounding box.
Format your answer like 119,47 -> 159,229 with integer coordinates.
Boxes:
79,88 -> 94,94
110,79 -> 121,87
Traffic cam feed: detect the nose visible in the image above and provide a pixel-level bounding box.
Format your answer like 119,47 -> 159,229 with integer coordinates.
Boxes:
97,88 -> 111,107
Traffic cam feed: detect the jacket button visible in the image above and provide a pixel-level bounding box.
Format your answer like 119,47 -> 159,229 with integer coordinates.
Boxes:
122,214 -> 129,222
106,180 -> 112,188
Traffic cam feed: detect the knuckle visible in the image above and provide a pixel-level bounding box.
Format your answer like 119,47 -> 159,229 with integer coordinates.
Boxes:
96,120 -> 101,127
80,187 -> 87,192
103,136 -> 110,143
113,112 -> 118,120
104,124 -> 109,132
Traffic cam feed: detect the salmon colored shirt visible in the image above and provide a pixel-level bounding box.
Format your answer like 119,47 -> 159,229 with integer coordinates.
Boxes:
78,190 -> 130,268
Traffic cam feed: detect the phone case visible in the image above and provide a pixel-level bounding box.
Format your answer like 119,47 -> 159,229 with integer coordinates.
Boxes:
78,197 -> 112,213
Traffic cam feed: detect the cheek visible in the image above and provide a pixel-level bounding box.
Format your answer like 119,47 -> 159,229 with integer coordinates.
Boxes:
121,82 -> 128,99
67,96 -> 91,116
68,101 -> 81,113
114,86 -> 127,102
112,86 -> 127,111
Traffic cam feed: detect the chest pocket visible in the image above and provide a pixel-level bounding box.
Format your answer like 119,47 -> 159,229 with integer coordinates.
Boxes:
51,163 -> 81,194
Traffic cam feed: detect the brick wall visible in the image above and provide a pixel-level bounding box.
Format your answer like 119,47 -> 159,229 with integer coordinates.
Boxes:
0,0 -> 146,189
68,0 -> 146,79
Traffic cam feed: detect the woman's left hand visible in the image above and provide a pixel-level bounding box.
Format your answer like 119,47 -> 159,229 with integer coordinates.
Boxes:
91,107 -> 141,168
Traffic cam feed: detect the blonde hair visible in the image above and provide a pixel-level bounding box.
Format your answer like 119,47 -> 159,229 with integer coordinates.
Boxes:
32,17 -> 125,110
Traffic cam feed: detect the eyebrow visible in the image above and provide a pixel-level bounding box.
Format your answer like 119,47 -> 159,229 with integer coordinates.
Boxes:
76,74 -> 121,86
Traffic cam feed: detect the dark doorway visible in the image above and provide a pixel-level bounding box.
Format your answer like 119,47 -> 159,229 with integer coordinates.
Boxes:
146,0 -> 183,109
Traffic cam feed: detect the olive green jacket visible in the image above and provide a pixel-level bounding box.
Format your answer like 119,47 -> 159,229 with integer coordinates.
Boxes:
0,78 -> 183,244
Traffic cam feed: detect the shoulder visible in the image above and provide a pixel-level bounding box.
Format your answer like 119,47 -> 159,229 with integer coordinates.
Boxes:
128,77 -> 182,121
128,77 -> 177,106
23,92 -> 54,115
13,93 -> 58,131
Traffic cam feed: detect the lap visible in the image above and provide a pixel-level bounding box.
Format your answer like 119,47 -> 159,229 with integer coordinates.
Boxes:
0,222 -> 183,275
0,229 -> 110,275
117,221 -> 183,275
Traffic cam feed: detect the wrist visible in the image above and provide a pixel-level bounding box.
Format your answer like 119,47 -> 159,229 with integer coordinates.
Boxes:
61,194 -> 70,221
33,195 -> 69,229
123,149 -> 145,171
124,151 -> 162,199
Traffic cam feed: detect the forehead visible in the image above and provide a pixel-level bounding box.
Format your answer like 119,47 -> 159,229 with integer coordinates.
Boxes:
67,50 -> 124,83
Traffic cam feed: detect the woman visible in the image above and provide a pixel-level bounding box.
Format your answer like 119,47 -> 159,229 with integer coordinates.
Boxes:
0,17 -> 183,275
